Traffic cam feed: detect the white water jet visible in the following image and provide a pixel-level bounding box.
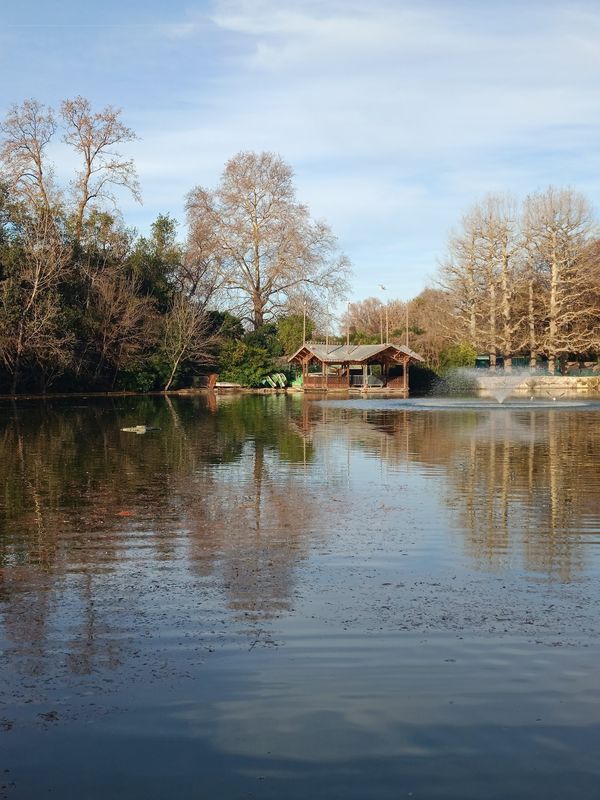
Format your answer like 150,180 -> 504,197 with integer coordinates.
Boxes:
456,368 -> 532,403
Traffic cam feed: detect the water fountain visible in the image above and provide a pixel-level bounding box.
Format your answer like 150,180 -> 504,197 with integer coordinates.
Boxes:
426,366 -> 532,403
316,366 -> 598,411
428,367 -> 591,407
462,367 -> 530,404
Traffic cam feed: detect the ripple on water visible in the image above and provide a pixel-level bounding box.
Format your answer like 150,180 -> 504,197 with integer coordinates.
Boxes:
2,394 -> 600,799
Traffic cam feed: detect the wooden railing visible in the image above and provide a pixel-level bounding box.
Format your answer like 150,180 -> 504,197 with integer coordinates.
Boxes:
305,338 -> 346,346
387,375 -> 406,389
303,373 -> 408,392
304,375 -> 349,389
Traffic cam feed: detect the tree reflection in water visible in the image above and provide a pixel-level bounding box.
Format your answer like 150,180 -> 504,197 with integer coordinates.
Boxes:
3,395 -> 600,800
0,395 -> 316,680
308,403 -> 600,581
1,395 -> 600,688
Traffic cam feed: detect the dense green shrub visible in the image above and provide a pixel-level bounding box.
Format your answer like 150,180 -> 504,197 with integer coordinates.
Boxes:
218,340 -> 276,387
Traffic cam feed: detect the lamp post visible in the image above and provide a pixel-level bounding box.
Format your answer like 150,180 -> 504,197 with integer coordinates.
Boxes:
386,303 -> 389,344
303,300 -> 307,345
378,284 -> 388,344
346,302 -> 350,347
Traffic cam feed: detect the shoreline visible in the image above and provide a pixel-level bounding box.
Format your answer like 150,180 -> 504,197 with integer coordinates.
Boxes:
0,387 -> 299,402
2,374 -> 600,402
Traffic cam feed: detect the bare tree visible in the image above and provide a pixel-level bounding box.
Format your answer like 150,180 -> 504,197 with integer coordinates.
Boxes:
179,206 -> 227,306
344,296 -> 385,340
186,151 -> 350,329
0,100 -> 57,211
0,212 -> 72,393
439,196 -> 531,368
342,289 -> 454,367
1,96 -> 140,236
438,187 -> 600,371
492,196 -> 521,370
523,188 -> 598,372
89,269 -> 156,387
407,289 -> 455,368
470,195 -> 523,369
439,214 -> 483,350
162,293 -> 216,391
61,97 -> 141,240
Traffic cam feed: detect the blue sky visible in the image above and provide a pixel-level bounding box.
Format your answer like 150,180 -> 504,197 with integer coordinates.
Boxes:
2,0 -> 600,301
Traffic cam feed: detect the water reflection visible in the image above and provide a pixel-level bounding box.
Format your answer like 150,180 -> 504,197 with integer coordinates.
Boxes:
305,402 -> 600,581
2,395 -> 600,798
0,395 -> 319,683
1,396 -> 599,594
2,397 -> 600,659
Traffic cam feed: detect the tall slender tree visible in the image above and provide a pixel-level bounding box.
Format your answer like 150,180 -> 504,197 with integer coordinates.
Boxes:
523,188 -> 597,372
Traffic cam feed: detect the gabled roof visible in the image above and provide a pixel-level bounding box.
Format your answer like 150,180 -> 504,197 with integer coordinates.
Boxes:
288,342 -> 424,364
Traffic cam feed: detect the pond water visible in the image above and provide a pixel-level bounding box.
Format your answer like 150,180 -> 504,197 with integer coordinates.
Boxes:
1,394 -> 600,799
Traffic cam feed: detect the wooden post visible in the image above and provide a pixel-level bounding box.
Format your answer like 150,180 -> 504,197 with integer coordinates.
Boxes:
403,357 -> 408,396
363,363 -> 368,391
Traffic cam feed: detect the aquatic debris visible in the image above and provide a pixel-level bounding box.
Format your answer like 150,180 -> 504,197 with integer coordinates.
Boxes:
120,425 -> 160,434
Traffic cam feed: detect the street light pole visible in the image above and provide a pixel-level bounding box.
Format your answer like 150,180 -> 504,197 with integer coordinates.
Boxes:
303,301 -> 307,345
386,304 -> 389,344
378,284 -> 388,344
346,302 -> 350,347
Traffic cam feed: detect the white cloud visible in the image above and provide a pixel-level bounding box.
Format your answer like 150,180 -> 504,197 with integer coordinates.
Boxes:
185,0 -> 600,298
8,0 -> 599,299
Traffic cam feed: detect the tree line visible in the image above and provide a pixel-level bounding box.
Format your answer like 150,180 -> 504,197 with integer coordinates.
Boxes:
342,289 -> 454,371
346,189 -> 600,374
439,190 -> 600,372
0,98 -> 349,394
2,96 -> 598,394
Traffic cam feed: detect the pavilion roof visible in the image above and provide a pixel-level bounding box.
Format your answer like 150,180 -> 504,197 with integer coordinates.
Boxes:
288,342 -> 424,364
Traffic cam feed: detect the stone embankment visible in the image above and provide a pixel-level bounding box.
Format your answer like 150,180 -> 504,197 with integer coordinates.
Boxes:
509,376 -> 600,396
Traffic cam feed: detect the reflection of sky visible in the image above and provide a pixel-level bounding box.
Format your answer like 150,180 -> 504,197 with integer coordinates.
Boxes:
5,632 -> 600,799
200,638 -> 600,764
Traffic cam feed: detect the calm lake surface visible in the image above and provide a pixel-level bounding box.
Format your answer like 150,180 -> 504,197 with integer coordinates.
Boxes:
1,393 -> 600,799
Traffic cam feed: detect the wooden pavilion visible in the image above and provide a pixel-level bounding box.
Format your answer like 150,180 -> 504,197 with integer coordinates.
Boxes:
288,342 -> 424,395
